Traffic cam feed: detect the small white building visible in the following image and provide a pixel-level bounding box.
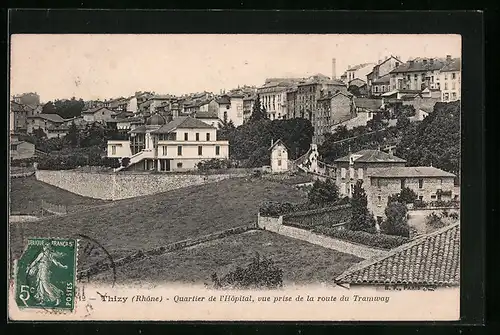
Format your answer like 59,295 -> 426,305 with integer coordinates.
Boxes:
269,139 -> 289,173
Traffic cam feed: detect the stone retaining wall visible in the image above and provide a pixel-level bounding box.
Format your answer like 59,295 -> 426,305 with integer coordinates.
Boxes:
283,204 -> 351,228
78,224 -> 256,279
258,213 -> 386,259
35,170 -> 241,200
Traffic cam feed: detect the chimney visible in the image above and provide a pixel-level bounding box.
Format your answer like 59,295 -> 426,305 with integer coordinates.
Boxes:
271,139 -> 274,147
446,55 -> 452,61
331,58 -> 337,79
423,59 -> 427,65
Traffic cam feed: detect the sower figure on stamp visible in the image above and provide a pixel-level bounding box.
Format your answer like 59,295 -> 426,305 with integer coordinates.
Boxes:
26,242 -> 68,306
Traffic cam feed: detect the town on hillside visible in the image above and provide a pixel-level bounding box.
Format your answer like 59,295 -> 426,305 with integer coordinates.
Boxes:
9,49 -> 461,297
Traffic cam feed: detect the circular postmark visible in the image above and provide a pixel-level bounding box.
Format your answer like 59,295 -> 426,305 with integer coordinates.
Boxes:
74,234 -> 117,287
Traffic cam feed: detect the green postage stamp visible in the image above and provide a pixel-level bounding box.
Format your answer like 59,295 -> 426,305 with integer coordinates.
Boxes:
15,238 -> 77,311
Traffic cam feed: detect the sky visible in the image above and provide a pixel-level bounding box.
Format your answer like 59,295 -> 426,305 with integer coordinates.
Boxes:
10,34 -> 461,102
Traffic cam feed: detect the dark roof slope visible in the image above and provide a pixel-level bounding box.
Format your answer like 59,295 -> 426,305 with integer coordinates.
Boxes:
133,116 -> 215,134
440,58 -> 461,72
354,98 -> 383,111
27,113 -> 66,123
367,166 -> 455,178
390,58 -> 448,74
336,223 -> 460,286
335,149 -> 406,163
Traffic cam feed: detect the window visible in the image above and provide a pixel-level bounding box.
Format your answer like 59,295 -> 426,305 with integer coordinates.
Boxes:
198,146 -> 203,156
341,168 -> 346,178
444,93 -> 450,101
277,159 -> 282,166
444,74 -> 448,80
215,145 -> 220,156
370,178 -> 378,187
358,168 -> 363,180
452,92 -> 457,100
111,145 -> 116,155
350,167 -> 355,179
400,178 -> 406,189
177,146 -> 182,156
444,82 -> 448,90
196,133 -> 199,141
418,178 -> 424,189
177,162 -> 183,168
452,73 -> 456,79
452,82 -> 456,90
350,184 -> 355,194
184,133 -> 188,141
431,195 -> 437,200
162,146 -> 167,156
206,133 -> 210,141
10,144 -> 18,151
377,195 -> 382,203
419,195 -> 424,200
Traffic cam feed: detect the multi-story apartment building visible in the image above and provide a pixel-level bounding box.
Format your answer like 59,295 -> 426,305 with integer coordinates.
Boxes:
366,55 -> 402,96
257,81 -> 291,121
439,57 -> 461,102
107,114 -> 229,172
296,74 -> 347,143
216,93 -> 245,127
285,87 -> 298,119
315,91 -> 353,144
242,94 -> 257,123
26,113 -> 75,139
389,57 -> 449,92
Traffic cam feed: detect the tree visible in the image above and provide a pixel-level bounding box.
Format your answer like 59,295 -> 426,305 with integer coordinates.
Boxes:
395,101 -> 460,181
65,122 -> 80,147
349,180 -> 376,232
308,179 -> 339,206
382,201 -> 410,237
249,95 -> 267,122
348,85 -> 361,97
388,187 -> 418,204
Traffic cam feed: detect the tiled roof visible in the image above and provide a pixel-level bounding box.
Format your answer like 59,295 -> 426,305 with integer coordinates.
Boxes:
216,96 -> 231,104
335,149 -> 406,163
269,139 -> 289,151
367,166 -> 456,178
130,116 -> 215,134
82,107 -> 114,114
354,98 -> 383,111
440,58 -> 461,72
390,58 -> 448,74
372,74 -> 391,84
194,111 -> 219,119
27,113 -> 66,123
335,223 -> 460,286
348,78 -> 367,87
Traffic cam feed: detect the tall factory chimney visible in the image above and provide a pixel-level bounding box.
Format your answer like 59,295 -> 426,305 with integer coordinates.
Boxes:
331,58 -> 337,80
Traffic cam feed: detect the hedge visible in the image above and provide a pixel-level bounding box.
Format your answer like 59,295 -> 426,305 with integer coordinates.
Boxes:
259,197 -> 350,218
312,225 -> 409,250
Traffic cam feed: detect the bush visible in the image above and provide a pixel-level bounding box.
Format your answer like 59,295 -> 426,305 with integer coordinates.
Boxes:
426,212 -> 446,229
388,187 -> 418,205
259,198 -> 350,218
121,157 -> 130,167
382,201 -> 410,238
413,199 -> 428,208
196,158 -> 232,171
312,226 -> 409,250
449,212 -> 459,220
211,252 -> 283,289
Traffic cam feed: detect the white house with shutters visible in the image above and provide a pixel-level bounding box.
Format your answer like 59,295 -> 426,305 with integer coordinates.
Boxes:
269,139 -> 289,173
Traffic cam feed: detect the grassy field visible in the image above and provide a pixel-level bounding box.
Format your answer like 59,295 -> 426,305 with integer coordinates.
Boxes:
10,177 -> 306,262
9,175 -> 109,215
93,230 -> 361,285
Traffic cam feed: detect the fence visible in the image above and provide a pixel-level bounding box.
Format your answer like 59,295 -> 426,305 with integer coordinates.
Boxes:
41,200 -> 67,215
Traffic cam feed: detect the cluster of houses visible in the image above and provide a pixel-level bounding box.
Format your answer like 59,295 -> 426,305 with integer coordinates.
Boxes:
270,140 -> 458,221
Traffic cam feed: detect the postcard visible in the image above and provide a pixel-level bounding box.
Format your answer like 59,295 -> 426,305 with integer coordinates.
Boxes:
9,33 -> 461,321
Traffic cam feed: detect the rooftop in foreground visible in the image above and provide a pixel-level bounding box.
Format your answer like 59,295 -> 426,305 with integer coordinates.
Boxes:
336,222 -> 460,286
